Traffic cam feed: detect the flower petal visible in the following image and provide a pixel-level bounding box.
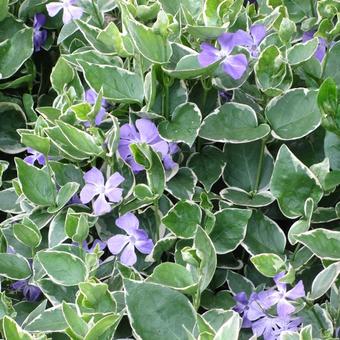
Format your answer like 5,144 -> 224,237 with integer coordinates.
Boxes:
277,298 -> 295,317
24,155 -> 36,165
85,89 -> 97,104
315,39 -> 326,62
34,13 -> 46,28
152,140 -> 169,158
83,167 -> 105,186
285,280 -> 305,300
120,243 -> 137,266
217,33 -> 236,54
94,108 -> 106,126
250,24 -> 266,46
46,3 -> 63,17
62,8 -> 72,24
105,187 -> 123,203
116,212 -> 139,232
80,183 -> 99,204
223,53 -> 248,79
69,5 -> 83,20
232,29 -> 253,47
93,194 -> 111,216
135,238 -> 154,254
105,172 -> 125,189
198,42 -> 220,67
120,123 -> 139,142
135,119 -> 159,143
107,234 -> 129,254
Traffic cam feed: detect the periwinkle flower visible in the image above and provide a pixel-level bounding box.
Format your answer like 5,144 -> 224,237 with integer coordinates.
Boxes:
198,32 -> 248,80
118,118 -> 178,172
46,0 -> 83,24
270,272 -> 305,317
11,279 -> 41,302
107,212 -> 154,266
302,31 -> 327,62
33,14 -> 47,52
24,148 -> 46,166
233,24 -> 267,57
80,167 -> 124,216
85,89 -> 108,126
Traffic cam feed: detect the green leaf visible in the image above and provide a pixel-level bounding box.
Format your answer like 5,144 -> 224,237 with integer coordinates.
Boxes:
194,226 -> 217,292
270,145 -> 323,218
210,208 -> 252,254
13,218 -> 42,248
147,263 -> 197,294
223,141 -> 273,191
0,253 -> 31,280
84,313 -> 121,340
130,143 -> 165,196
0,102 -> 26,154
242,211 -> 286,255
50,57 -> 75,95
158,102 -> 202,147
127,18 -> 172,64
62,302 -> 88,338
295,229 -> 340,260
324,42 -> 340,87
203,0 -> 223,26
220,188 -> 275,207
3,316 -> 32,340
287,38 -> 318,65
20,134 -> 50,156
166,167 -> 197,200
56,120 -> 102,156
78,60 -> 144,104
266,89 -> 321,140
124,280 -> 197,340
0,27 -> 33,79
37,250 -> 87,286
324,131 -> 340,170
15,158 -> 57,206
188,145 -> 225,192
213,312 -> 241,340
309,262 -> 340,300
251,253 -> 286,277
55,182 -> 80,209
25,306 -> 68,332
162,200 -> 201,238
199,102 -> 270,143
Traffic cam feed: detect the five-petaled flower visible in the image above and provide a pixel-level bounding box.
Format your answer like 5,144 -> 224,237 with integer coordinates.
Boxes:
85,89 -> 108,126
46,0 -> 83,25
33,13 -> 48,52
107,212 -> 154,266
11,279 -> 42,302
118,118 -> 179,172
198,32 -> 248,80
80,167 -> 124,216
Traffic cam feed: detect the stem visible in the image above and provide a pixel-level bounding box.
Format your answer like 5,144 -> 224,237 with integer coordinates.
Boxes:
309,0 -> 316,17
162,82 -> 170,120
254,138 -> 266,192
153,199 -> 161,241
45,158 -> 57,203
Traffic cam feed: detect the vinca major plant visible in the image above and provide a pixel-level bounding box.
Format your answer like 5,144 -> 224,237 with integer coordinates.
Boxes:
0,0 -> 339,339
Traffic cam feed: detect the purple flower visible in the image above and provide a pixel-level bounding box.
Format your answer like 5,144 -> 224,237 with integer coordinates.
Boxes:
107,212 -> 154,266
33,14 -> 47,52
302,31 -> 327,62
24,148 -> 46,166
252,315 -> 302,340
118,119 -> 178,172
198,33 -> 248,80
85,89 -> 108,126
11,280 -> 41,302
80,167 -> 124,216
264,272 -> 305,317
233,24 -> 266,57
46,0 -> 83,24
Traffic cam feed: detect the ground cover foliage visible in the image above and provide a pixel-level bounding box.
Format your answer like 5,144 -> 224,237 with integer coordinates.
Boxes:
0,0 -> 340,339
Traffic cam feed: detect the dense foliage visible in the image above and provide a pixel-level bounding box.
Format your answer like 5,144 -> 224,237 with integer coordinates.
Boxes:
0,0 -> 339,339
